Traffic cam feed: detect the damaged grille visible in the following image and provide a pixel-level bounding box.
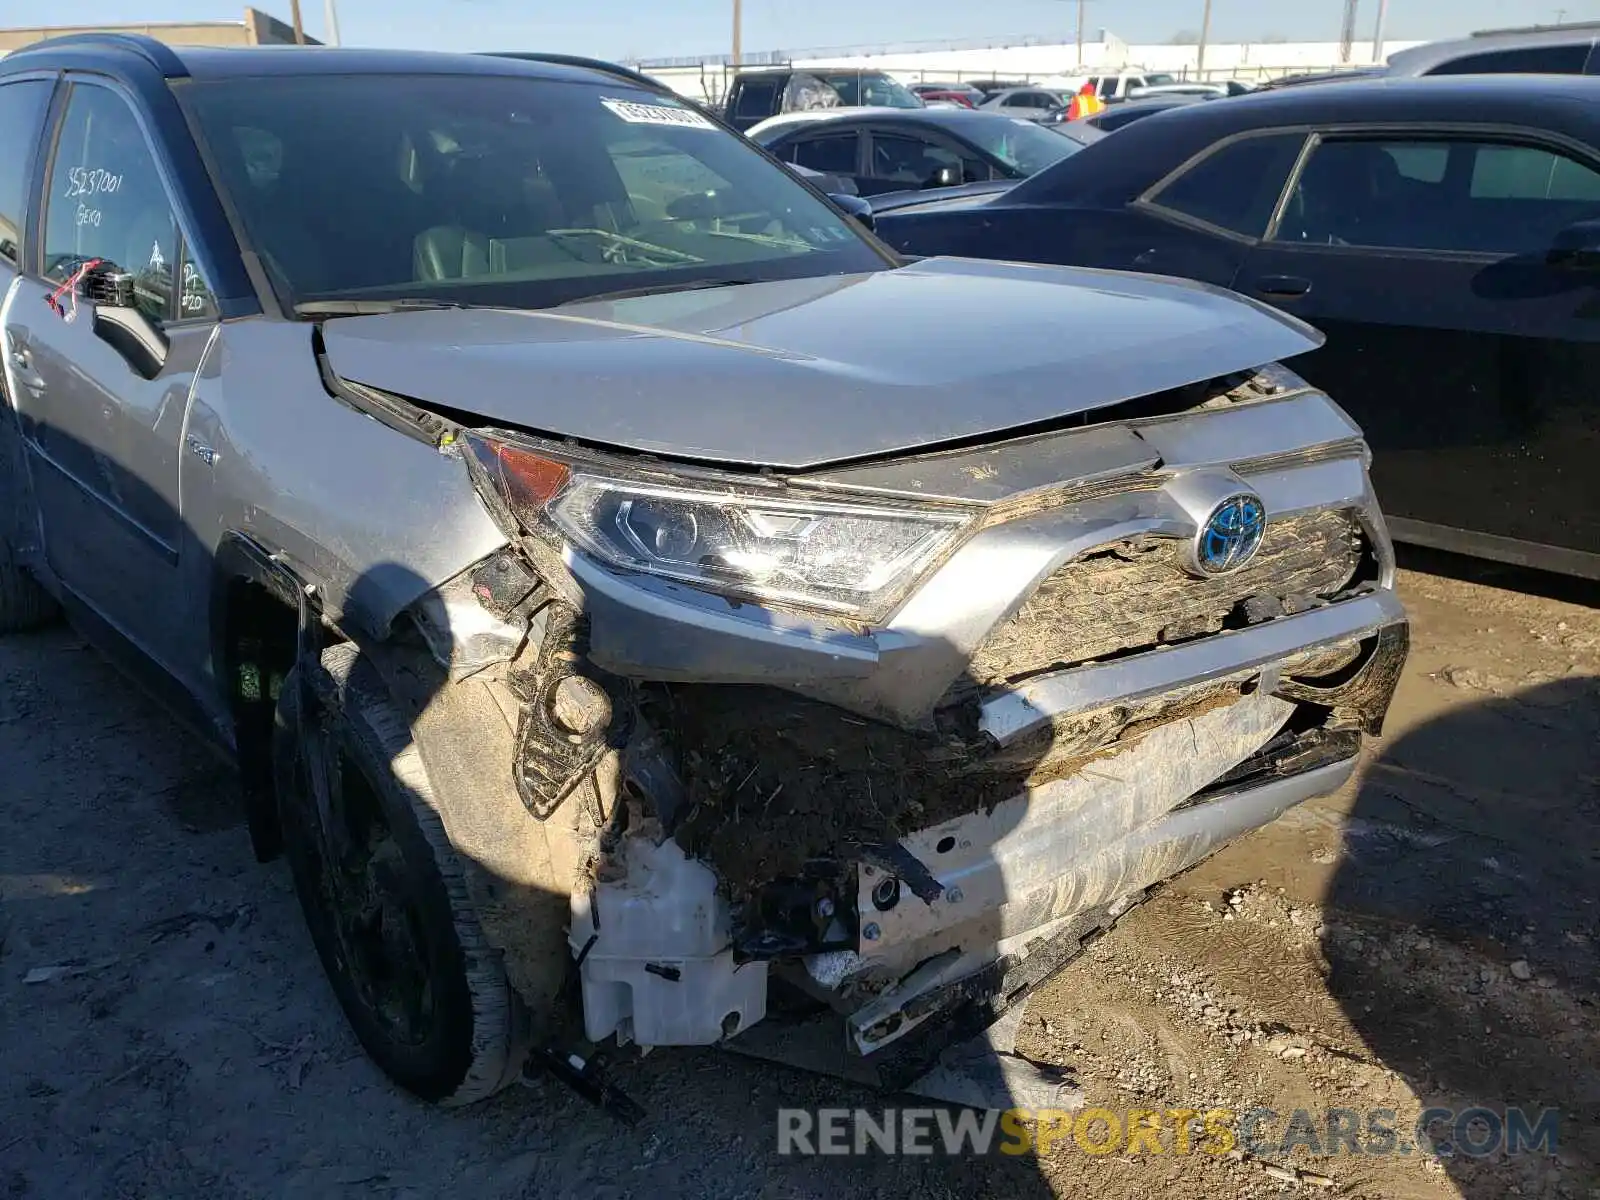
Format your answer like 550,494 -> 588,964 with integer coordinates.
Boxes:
967,509 -> 1369,688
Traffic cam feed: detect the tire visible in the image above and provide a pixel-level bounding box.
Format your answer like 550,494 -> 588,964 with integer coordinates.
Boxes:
0,535 -> 58,634
274,642 -> 528,1106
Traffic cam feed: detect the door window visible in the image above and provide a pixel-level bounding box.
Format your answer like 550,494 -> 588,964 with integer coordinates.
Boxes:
1427,43 -> 1590,75
732,79 -> 779,120
868,133 -> 963,185
790,132 -> 859,175
1469,144 -> 1600,200
43,84 -> 178,322
1274,136 -> 1600,255
0,80 -> 51,268
1147,132 -> 1307,236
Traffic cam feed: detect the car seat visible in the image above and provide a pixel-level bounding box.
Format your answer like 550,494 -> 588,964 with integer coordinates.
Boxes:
1283,142 -> 1408,247
413,153 -> 566,281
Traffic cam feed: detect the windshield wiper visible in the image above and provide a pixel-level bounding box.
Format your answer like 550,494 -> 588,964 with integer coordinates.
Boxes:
554,278 -> 758,307
293,298 -> 486,317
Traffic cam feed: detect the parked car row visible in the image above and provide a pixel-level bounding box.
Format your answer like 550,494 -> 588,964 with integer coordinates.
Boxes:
748,105 -> 1101,195
512,31 -> 1600,577
721,64 -> 1252,134
869,73 -> 1600,577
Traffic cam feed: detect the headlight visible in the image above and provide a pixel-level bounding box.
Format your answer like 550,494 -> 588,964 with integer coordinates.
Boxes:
465,434 -> 972,620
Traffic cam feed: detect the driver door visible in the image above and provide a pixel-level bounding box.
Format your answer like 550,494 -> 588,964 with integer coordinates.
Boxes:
6,77 -> 221,674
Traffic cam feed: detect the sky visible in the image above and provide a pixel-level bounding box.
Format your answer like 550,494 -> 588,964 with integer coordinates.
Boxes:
12,0 -> 1597,62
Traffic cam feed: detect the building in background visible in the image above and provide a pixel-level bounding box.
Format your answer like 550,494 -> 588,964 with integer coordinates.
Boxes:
0,7 -> 315,55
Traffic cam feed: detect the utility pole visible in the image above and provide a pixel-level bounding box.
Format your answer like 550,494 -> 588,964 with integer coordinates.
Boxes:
1197,0 -> 1213,75
288,0 -> 305,44
1338,0 -> 1358,63
323,0 -> 341,45
1076,0 -> 1086,68
1371,0 -> 1387,62
732,0 -> 742,65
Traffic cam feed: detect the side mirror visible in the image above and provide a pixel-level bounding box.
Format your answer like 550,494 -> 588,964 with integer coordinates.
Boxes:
80,264 -> 169,380
828,192 -> 875,232
922,164 -> 962,190
80,263 -> 137,309
1547,219 -> 1600,271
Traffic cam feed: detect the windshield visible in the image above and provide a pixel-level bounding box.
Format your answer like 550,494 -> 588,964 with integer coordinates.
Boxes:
816,72 -> 923,109
1144,73 -> 1179,86
963,116 -> 1086,175
180,73 -> 887,310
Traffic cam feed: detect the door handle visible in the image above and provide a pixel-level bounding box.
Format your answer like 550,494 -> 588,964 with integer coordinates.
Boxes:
1255,274 -> 1311,298
7,344 -> 45,394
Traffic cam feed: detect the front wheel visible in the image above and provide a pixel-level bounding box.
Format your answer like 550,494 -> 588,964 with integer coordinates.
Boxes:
273,642 -> 528,1105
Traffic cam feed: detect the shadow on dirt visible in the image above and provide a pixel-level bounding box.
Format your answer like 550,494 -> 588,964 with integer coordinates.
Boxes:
1395,543 -> 1600,609
1321,673 -> 1600,1196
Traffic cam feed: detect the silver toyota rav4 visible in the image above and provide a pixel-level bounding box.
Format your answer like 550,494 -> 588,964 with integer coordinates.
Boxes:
0,41 -> 1406,1109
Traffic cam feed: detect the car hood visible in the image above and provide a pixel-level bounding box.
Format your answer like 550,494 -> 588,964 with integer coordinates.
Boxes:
320,257 -> 1321,469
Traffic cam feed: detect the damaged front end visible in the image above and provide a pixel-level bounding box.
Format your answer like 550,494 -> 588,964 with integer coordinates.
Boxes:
412,363 -> 1407,1080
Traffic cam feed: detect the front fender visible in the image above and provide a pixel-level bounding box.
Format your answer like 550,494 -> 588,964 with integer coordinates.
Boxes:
185,318 -> 508,649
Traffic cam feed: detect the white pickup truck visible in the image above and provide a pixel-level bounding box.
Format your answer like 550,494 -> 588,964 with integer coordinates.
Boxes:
1045,70 -> 1255,102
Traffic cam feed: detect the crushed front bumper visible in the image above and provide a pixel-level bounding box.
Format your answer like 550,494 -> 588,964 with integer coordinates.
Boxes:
448,380 -> 1411,1059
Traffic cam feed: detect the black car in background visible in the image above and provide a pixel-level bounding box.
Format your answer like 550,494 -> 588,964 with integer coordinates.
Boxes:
749,106 -> 1102,196
873,76 -> 1600,578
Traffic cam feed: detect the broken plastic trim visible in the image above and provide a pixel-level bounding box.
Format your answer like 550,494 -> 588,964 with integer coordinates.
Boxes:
523,1047 -> 644,1126
410,551 -> 546,675
312,328 -> 461,448
1275,620 -> 1410,737
509,601 -> 632,819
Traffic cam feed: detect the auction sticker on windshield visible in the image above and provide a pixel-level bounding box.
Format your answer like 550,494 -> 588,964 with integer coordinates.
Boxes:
601,98 -> 715,130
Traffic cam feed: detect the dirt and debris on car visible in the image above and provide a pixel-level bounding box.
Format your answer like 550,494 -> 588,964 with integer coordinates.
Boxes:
0,37 -> 1406,1112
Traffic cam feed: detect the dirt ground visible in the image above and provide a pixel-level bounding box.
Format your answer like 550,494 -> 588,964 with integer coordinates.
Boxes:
2,554 -> 1596,1200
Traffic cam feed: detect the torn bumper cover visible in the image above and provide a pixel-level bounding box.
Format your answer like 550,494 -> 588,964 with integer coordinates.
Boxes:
443,381 -> 1409,1063
569,610 -> 1404,1053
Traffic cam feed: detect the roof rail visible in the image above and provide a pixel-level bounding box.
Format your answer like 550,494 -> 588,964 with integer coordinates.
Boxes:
1470,19 -> 1600,37
479,52 -> 667,92
10,32 -> 190,77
